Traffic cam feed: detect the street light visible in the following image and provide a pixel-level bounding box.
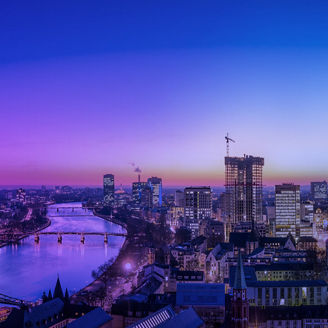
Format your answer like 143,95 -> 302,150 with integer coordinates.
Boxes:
124,262 -> 132,271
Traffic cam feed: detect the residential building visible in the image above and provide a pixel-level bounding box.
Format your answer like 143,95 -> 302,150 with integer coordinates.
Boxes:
275,184 -> 301,239
184,187 -> 212,238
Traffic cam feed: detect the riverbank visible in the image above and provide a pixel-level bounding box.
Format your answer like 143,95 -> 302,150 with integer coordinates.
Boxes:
0,217 -> 51,248
70,212 -> 137,308
71,209 -> 173,310
93,211 -> 128,230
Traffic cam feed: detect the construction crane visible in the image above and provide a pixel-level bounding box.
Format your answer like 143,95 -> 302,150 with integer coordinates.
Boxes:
225,133 -> 235,157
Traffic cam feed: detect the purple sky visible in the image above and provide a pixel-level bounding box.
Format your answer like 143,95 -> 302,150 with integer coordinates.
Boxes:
2,1 -> 328,187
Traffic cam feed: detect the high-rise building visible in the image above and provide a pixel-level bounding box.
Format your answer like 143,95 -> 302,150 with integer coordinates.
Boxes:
225,155 -> 264,232
175,190 -> 184,207
132,180 -> 152,208
184,186 -> 212,238
147,177 -> 162,207
103,174 -> 115,205
311,181 -> 328,200
16,188 -> 26,203
300,201 -> 314,237
275,183 -> 301,238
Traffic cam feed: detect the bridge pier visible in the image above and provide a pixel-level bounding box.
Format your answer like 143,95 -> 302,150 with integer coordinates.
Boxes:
34,234 -> 39,243
80,233 -> 85,244
104,233 -> 108,244
57,234 -> 62,243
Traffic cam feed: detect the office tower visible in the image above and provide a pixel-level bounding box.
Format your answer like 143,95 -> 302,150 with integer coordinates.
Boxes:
147,177 -> 162,207
311,181 -> 328,200
16,188 -> 26,203
103,174 -> 115,205
132,181 -> 152,208
225,155 -> 264,232
175,190 -> 184,207
184,186 -> 212,238
275,183 -> 301,238
300,201 -> 314,237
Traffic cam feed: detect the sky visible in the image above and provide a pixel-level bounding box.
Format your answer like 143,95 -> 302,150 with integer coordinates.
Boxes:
1,0 -> 328,187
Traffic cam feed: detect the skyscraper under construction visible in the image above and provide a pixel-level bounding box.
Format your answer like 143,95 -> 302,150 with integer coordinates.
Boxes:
225,155 -> 264,232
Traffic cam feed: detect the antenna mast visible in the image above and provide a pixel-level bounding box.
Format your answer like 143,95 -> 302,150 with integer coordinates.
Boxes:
225,133 -> 235,157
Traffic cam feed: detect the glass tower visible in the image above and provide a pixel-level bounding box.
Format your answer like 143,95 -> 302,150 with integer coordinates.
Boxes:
103,174 -> 115,205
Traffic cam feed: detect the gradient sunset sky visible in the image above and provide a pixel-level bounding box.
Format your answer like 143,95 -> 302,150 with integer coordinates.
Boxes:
1,1 -> 328,187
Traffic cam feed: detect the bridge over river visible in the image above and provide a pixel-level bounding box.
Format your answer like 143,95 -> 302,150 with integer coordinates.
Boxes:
0,202 -> 127,303
0,293 -> 32,308
0,231 -> 127,244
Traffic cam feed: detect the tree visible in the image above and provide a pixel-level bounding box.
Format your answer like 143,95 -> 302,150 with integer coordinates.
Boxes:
91,259 -> 115,305
185,258 -> 199,271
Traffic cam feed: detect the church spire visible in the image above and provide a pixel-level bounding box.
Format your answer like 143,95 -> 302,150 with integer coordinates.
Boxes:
42,291 -> 48,303
64,288 -> 70,303
234,250 -> 247,289
53,276 -> 64,300
231,249 -> 249,328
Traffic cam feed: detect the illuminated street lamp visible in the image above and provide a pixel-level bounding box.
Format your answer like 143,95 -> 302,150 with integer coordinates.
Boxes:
124,262 -> 132,271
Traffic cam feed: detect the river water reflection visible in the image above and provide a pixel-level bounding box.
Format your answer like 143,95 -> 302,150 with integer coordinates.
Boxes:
0,202 -> 126,301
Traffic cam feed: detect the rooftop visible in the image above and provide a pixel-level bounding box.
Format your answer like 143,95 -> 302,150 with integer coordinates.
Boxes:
67,308 -> 112,328
176,283 -> 225,306
24,298 -> 64,326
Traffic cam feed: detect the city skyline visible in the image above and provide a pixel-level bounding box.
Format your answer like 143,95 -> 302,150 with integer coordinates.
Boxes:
2,1 -> 328,186
3,2 -> 328,327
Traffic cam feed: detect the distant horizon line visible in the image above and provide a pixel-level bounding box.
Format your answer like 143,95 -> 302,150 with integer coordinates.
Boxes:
0,183 -> 313,190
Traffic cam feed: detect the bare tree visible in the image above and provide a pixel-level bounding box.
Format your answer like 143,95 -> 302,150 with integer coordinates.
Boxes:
91,259 -> 115,305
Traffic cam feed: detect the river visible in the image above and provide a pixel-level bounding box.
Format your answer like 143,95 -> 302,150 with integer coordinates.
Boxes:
0,202 -> 126,301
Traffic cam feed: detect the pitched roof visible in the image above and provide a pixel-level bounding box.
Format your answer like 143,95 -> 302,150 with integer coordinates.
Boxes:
158,307 -> 204,328
248,247 -> 264,257
127,305 -> 204,328
234,251 -> 247,289
229,265 -> 257,286
127,305 -> 175,328
67,308 -> 112,328
24,298 -> 64,326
